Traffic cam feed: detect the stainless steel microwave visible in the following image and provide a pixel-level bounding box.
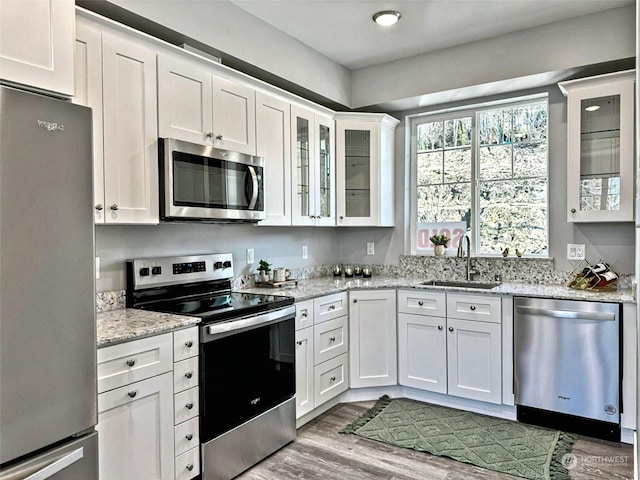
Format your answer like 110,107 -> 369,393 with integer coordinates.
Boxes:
159,138 -> 265,222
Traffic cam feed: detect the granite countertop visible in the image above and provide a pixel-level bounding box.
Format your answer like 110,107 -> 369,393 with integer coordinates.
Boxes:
239,275 -> 636,304
96,308 -> 200,347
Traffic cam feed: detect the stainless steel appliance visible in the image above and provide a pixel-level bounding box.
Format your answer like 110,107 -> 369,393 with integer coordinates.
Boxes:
126,254 -> 296,480
0,86 -> 97,478
514,296 -> 621,440
159,138 -> 265,222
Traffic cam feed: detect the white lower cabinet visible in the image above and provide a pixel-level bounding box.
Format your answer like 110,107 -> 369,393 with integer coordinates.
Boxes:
349,290 -> 397,388
295,293 -> 349,420
398,290 -> 503,405
97,327 -> 200,480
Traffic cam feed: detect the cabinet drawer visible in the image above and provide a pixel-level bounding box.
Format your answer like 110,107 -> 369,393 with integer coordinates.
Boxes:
174,357 -> 199,393
295,300 -> 314,331
174,327 -> 198,362
175,447 -> 200,480
174,387 -> 199,424
97,333 -> 173,393
447,294 -> 501,323
314,353 -> 348,406
314,292 -> 348,324
314,315 -> 348,365
397,290 -> 446,316
174,417 -> 200,456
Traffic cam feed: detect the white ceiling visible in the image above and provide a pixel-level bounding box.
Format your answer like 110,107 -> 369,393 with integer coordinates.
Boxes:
230,0 -> 634,70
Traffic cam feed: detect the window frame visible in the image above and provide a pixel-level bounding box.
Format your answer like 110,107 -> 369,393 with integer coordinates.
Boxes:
408,93 -> 549,257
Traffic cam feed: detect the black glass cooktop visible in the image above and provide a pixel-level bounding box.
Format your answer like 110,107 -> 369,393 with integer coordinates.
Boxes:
138,291 -> 294,323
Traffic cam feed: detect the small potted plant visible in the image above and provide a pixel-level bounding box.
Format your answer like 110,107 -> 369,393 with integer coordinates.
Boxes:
257,259 -> 272,283
430,234 -> 450,256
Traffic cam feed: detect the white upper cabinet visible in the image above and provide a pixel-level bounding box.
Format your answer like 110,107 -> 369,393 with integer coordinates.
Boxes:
335,113 -> 399,226
157,53 -> 256,155
0,0 -> 75,96
291,106 -> 335,226
559,70 -> 635,223
256,92 -> 292,226
74,14 -> 159,224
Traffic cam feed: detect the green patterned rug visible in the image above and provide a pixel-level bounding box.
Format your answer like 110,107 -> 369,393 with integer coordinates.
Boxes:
340,396 -> 577,480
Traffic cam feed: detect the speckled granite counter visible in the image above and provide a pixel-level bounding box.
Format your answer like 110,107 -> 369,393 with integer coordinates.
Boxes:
97,308 -> 200,347
239,275 -> 636,304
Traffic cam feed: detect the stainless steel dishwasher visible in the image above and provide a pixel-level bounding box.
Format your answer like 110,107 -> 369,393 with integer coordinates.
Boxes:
514,297 -> 620,441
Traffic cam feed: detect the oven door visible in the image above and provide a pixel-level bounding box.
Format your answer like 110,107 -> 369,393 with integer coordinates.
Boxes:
200,306 -> 295,443
160,138 -> 265,222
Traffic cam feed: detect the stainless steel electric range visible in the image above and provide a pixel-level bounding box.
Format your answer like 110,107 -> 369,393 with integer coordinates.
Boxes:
126,253 -> 296,480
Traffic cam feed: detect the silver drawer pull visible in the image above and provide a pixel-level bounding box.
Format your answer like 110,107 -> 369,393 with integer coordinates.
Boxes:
418,301 -> 424,306
470,305 -> 476,311
186,402 -> 194,410
186,464 -> 194,471
329,336 -> 336,342
296,340 -> 303,345
185,340 -> 193,347
126,359 -> 136,367
329,305 -> 335,310
301,311 -> 308,318
186,434 -> 193,441
184,372 -> 193,379
330,376 -> 336,382
128,390 -> 137,398
110,204 -> 119,211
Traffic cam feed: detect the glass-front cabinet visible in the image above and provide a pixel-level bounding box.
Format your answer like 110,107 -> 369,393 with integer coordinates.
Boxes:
291,105 -> 335,226
335,113 -> 399,226
559,70 -> 635,222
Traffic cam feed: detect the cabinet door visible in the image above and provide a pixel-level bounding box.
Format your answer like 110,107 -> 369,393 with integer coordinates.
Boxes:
314,113 -> 335,226
0,0 -> 74,96
256,92 -> 292,226
157,54 -> 213,144
295,327 -> 314,419
97,372 -> 174,480
397,312 -> 447,393
336,120 -> 379,226
349,290 -> 397,388
291,106 -> 316,226
562,71 -> 635,222
102,31 -> 159,224
212,76 -> 256,155
74,20 -> 105,223
446,318 -> 502,404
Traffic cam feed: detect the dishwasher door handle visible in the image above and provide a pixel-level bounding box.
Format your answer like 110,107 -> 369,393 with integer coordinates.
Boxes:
515,305 -> 616,321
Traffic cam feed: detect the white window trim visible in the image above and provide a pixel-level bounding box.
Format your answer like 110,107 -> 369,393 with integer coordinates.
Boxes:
407,93 -> 549,256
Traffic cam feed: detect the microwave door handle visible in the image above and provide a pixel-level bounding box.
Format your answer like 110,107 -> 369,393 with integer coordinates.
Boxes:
247,165 -> 259,209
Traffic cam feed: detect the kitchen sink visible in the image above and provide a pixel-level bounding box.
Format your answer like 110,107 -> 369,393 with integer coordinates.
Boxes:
418,280 -> 500,290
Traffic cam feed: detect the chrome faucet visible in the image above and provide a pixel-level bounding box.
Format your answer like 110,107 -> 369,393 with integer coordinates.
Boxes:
461,234 -> 478,281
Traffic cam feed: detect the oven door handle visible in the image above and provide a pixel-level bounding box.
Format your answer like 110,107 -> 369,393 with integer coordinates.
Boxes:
203,305 -> 295,341
247,165 -> 259,210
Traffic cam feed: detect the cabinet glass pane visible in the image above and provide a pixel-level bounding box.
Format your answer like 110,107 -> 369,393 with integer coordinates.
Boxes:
579,94 -> 620,212
296,117 -> 310,217
318,124 -> 331,217
345,129 -> 370,217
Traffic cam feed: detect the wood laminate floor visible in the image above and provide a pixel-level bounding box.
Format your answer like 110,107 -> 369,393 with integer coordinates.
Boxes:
237,401 -> 634,480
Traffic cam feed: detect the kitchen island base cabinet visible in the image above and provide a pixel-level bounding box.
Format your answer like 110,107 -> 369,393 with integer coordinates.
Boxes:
397,290 -> 503,405
349,290 -> 397,388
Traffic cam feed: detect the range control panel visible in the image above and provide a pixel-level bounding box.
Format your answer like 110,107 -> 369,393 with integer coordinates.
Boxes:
128,253 -> 233,289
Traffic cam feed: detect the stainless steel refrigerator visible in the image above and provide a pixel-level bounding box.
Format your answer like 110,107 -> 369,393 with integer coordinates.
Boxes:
0,86 -> 98,479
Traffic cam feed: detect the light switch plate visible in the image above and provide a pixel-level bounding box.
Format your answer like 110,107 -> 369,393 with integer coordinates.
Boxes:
246,248 -> 254,265
567,243 -> 586,261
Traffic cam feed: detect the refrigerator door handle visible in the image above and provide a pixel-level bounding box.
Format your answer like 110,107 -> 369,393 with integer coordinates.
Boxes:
23,447 -> 84,480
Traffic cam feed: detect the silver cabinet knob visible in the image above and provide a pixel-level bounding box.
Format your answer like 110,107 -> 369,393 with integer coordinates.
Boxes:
571,208 -> 577,213
329,336 -> 336,342
449,327 -> 454,332
215,134 -> 223,140
128,390 -> 137,398
301,311 -> 308,318
185,434 -> 193,441
329,305 -> 335,310
438,325 -> 443,331
185,340 -> 193,347
126,359 -> 136,367
418,301 -> 424,306
186,402 -> 194,410
110,204 -> 119,211
186,464 -> 194,471
296,340 -> 303,345
185,372 -> 193,379
95,204 -> 104,211
330,376 -> 336,382
470,305 -> 476,311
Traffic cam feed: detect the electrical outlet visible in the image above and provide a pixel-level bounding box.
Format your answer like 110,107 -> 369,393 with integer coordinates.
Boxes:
366,242 -> 375,255
302,245 -> 308,259
246,248 -> 254,265
567,243 -> 586,261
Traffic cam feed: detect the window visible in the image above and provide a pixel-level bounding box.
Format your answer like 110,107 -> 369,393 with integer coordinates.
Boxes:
411,96 -> 548,256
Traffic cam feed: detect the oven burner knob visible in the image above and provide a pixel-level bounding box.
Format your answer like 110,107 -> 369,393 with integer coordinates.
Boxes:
214,261 -> 223,269
139,267 -> 150,277
223,261 -> 232,268
151,266 -> 162,275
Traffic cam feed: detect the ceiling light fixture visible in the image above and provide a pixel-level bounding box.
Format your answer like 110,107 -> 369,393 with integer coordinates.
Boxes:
373,10 -> 401,26
585,105 -> 600,112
